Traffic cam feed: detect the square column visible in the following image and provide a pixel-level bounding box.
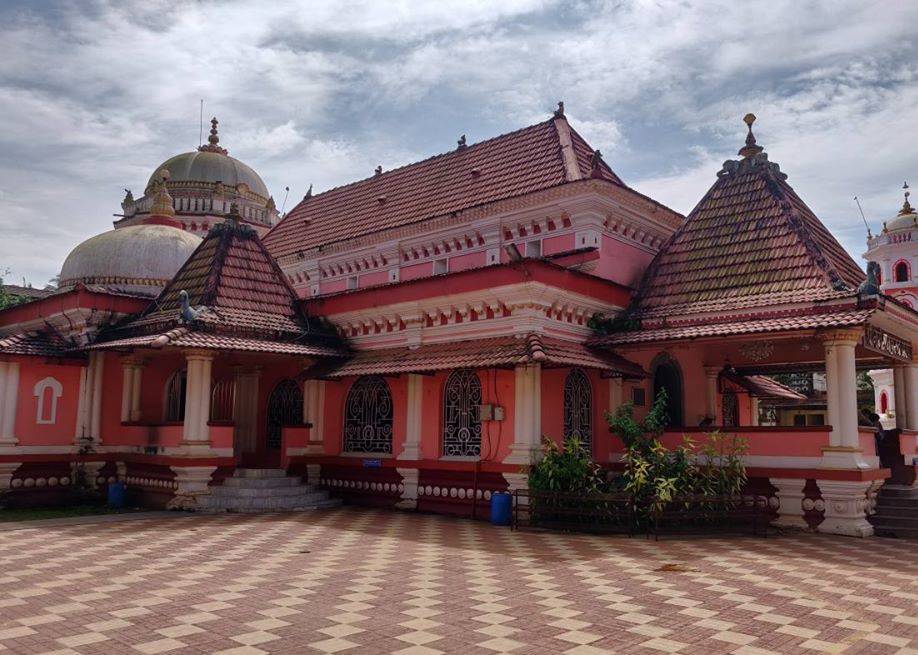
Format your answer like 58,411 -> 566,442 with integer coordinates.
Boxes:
505,363 -> 542,465
0,361 -> 19,445
399,374 -> 423,460
704,366 -> 719,423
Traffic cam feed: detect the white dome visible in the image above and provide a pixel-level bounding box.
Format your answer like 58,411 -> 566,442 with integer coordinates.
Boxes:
60,225 -> 201,294
886,210 -> 918,232
149,150 -> 270,199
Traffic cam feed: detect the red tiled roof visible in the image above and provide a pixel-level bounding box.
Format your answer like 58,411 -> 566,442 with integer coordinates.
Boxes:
90,328 -> 342,357
96,217 -> 344,355
0,331 -> 76,358
263,118 -> 624,258
631,133 -> 865,318
306,334 -> 643,379
740,375 -> 807,400
593,307 -> 874,345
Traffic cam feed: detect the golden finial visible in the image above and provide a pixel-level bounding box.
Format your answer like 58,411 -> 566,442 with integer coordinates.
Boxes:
738,113 -> 763,158
198,116 -> 228,154
149,169 -> 175,217
900,181 -> 914,216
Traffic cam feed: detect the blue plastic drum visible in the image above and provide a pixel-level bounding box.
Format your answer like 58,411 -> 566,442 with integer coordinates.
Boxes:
490,491 -> 512,526
107,481 -> 126,508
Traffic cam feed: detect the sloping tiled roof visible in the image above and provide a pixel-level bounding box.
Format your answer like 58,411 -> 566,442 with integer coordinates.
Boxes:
0,331 -> 77,358
1,284 -> 54,302
631,122 -> 865,319
263,117 -> 624,258
740,375 -> 807,400
96,213 -> 343,355
593,307 -> 874,345
305,334 -> 643,379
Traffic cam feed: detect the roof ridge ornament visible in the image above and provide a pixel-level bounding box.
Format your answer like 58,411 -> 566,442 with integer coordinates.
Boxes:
899,181 -> 914,216
738,113 -> 764,158
590,149 -> 604,178
198,116 -> 229,155
457,134 -> 467,150
553,101 -> 565,119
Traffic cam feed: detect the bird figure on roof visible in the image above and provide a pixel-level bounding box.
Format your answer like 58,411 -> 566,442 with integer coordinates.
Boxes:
179,290 -> 205,323
457,134 -> 467,150
553,101 -> 565,118
858,261 -> 882,297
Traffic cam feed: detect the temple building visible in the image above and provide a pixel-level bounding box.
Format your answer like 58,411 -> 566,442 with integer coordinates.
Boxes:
865,185 -> 918,428
1,108 -> 916,536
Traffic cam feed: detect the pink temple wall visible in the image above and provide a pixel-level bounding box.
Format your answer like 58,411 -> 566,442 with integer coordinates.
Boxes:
400,262 -> 433,282
448,251 -> 487,273
542,233 -> 575,256
12,358 -> 82,446
595,235 -> 655,288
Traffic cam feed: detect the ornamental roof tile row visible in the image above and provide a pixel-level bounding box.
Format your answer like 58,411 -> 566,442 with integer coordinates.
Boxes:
262,118 -> 624,258
90,328 -> 342,357
305,334 -> 644,379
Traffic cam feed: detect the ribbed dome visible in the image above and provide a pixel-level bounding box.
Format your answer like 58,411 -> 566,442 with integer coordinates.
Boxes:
60,225 -> 201,294
148,150 -> 269,199
886,209 -> 918,232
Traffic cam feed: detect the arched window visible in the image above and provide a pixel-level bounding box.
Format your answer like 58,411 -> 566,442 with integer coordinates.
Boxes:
210,377 -> 236,422
563,369 -> 592,449
344,376 -> 393,453
266,379 -> 303,450
33,377 -> 63,424
652,354 -> 683,427
895,261 -> 910,282
164,369 -> 187,422
880,391 -> 889,414
442,369 -> 482,457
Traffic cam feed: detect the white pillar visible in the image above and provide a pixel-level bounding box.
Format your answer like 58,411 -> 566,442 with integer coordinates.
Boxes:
835,340 -> 859,449
0,362 -> 8,441
399,374 -> 423,460
89,352 -> 103,444
904,364 -> 918,431
816,480 -> 874,537
198,355 -> 212,442
0,361 -> 20,444
771,478 -> 808,529
894,365 -> 908,430
704,366 -> 719,422
182,357 -> 201,442
505,363 -> 542,465
823,340 -> 841,447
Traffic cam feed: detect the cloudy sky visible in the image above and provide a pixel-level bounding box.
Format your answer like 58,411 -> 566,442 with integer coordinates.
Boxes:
1,0 -> 917,287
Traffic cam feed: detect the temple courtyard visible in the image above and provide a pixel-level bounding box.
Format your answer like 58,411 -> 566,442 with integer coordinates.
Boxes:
0,509 -> 915,654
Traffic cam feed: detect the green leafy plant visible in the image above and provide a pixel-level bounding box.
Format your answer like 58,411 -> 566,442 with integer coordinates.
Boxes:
606,386 -> 669,452
528,437 -> 606,494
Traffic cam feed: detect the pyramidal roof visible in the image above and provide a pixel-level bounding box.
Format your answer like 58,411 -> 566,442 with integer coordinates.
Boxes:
631,115 -> 865,319
263,109 -> 625,259
94,208 -> 343,356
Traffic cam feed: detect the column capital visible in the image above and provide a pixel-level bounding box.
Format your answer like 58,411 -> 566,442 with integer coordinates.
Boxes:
184,349 -> 215,362
817,328 -> 862,346
703,366 -> 722,377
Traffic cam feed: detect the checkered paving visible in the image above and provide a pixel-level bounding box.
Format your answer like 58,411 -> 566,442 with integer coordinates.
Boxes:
0,508 -> 916,654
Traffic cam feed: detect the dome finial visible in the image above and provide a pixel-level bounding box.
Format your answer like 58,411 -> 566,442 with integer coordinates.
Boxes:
899,181 -> 914,216
198,116 -> 228,154
149,169 -> 175,217
738,113 -> 764,158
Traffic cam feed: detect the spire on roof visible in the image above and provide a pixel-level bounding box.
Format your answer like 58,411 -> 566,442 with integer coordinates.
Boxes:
198,116 -> 228,155
304,184 -> 313,200
738,113 -> 763,158
553,101 -> 565,119
899,181 -> 914,216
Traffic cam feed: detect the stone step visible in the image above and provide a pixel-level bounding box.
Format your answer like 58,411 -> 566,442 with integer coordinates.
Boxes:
206,492 -> 337,511
217,498 -> 344,514
870,519 -> 918,539
878,485 -> 918,499
872,504 -> 918,518
869,514 -> 918,527
233,468 -> 287,479
222,476 -> 304,489
211,485 -> 319,499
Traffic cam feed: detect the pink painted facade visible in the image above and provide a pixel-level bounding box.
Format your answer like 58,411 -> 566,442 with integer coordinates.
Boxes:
1,111 -> 917,537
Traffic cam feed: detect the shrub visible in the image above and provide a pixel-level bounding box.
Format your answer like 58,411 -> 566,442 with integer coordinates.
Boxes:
528,437 -> 607,494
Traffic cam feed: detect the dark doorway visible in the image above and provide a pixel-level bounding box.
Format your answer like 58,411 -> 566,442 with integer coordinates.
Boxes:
722,392 -> 739,427
264,379 -> 303,466
652,356 -> 683,427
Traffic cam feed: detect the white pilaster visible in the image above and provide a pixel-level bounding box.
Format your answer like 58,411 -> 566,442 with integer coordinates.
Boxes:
704,366 -> 719,422
183,357 -> 202,442
608,377 -> 623,415
400,374 -> 423,460
816,480 -> 874,537
835,341 -> 859,449
198,355 -> 212,442
904,364 -> 918,431
0,361 -> 17,445
303,378 -> 325,454
770,478 -> 809,529
894,365 -> 909,430
89,352 -> 103,443
823,340 -> 841,447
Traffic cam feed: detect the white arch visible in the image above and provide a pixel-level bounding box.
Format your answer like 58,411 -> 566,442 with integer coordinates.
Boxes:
33,377 -> 63,425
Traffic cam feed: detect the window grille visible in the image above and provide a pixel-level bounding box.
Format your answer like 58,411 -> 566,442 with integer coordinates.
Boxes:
442,369 -> 482,457
210,377 -> 236,422
266,379 -> 303,449
563,368 -> 592,449
164,369 -> 187,422
343,376 -> 393,453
